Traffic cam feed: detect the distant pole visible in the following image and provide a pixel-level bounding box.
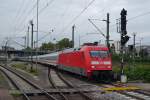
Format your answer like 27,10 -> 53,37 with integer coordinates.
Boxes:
5,38 -> 9,67
27,26 -> 30,48
35,0 -> 39,70
72,25 -> 75,48
24,36 -> 26,49
133,33 -> 136,67
27,26 -> 30,60
106,13 -> 110,50
30,20 -> 34,71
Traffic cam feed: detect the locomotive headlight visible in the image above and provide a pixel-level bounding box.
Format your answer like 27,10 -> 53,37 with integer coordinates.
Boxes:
91,61 -> 99,65
91,66 -> 96,68
107,66 -> 111,68
104,61 -> 111,65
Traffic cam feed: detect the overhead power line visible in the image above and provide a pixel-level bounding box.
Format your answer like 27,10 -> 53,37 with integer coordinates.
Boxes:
88,19 -> 105,37
16,3 -> 37,29
128,11 -> 150,21
61,0 -> 96,33
15,0 -> 55,36
39,0 -> 55,14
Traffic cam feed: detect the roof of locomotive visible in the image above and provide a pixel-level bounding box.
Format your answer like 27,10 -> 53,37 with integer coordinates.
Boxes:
61,45 -> 108,53
80,45 -> 108,51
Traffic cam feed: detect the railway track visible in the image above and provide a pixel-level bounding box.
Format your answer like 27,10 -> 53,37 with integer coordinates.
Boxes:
48,68 -> 94,100
10,61 -> 150,100
48,68 -> 68,100
54,70 -> 150,100
102,83 -> 150,100
0,65 -> 58,100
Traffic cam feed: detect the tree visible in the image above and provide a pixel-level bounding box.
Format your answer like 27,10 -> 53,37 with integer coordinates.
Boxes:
56,38 -> 72,50
39,38 -> 72,51
40,42 -> 55,51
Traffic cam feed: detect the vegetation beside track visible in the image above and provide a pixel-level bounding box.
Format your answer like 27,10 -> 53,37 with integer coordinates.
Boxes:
10,90 -> 21,97
0,71 -> 10,88
112,54 -> 150,82
11,62 -> 39,76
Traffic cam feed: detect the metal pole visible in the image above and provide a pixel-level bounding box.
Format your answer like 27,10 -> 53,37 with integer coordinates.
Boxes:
27,26 -> 30,61
27,26 -> 30,48
120,34 -> 124,75
133,33 -> 136,68
5,39 -> 8,67
30,20 -> 34,71
24,36 -> 26,49
72,25 -> 75,48
106,13 -> 110,50
35,0 -> 39,71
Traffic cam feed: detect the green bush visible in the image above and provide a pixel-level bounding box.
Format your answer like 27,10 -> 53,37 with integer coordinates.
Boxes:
124,64 -> 150,82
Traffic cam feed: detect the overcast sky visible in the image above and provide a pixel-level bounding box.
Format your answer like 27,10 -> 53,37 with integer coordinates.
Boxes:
0,0 -> 150,49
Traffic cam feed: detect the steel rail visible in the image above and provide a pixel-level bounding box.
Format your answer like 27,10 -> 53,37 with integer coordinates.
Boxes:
0,65 -> 57,100
56,70 -> 94,100
48,68 -> 68,100
0,65 -> 30,100
102,83 -> 150,100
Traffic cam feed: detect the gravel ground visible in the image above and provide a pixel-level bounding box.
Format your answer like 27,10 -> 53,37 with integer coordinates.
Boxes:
0,71 -> 11,89
50,69 -> 67,87
10,61 -> 52,89
0,66 -> 35,90
127,82 -> 150,91
0,89 -> 14,100
8,61 -> 150,100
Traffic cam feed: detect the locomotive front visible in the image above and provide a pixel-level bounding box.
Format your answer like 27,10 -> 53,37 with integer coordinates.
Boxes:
82,46 -> 112,78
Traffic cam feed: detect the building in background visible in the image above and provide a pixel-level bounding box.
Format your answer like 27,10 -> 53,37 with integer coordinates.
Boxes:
136,45 -> 150,57
1,46 -> 15,51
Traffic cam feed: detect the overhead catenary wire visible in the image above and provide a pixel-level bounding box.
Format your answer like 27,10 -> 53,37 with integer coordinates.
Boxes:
39,0 -> 55,15
14,0 -> 55,37
13,0 -> 26,25
61,0 -> 96,33
12,1 -> 38,38
128,11 -> 150,21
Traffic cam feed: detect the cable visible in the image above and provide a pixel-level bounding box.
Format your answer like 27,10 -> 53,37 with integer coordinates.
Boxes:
13,0 -> 26,25
15,0 -> 54,37
31,0 -> 55,20
128,11 -> 150,21
61,0 -> 96,33
10,39 -> 25,48
16,3 -> 37,29
39,0 -> 55,14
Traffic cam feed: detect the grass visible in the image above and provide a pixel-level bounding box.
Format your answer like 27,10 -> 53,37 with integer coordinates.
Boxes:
10,90 -> 22,97
11,63 -> 39,76
112,62 -> 150,82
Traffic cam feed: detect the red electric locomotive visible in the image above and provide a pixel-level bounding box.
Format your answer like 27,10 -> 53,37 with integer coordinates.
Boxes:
36,44 -> 112,78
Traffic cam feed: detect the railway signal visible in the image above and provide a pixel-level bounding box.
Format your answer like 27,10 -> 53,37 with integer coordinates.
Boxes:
120,8 -> 129,82
121,8 -> 130,46
121,35 -> 130,46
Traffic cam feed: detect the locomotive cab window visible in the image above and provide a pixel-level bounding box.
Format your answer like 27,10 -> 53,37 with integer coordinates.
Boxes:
90,50 -> 109,58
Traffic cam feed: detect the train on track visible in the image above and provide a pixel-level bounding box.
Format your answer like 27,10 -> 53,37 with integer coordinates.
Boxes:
30,44 -> 113,79
20,44 -> 112,79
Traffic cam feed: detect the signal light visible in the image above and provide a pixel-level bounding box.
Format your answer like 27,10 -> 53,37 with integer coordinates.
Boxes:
121,35 -> 130,46
121,8 -> 127,35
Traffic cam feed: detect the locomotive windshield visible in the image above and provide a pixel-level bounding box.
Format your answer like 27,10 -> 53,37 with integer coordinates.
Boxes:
90,50 -> 109,58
